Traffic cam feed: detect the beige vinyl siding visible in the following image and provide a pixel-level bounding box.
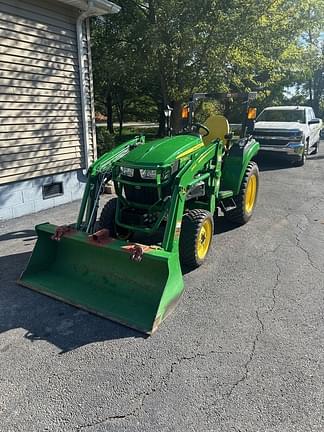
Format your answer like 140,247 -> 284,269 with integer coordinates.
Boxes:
0,0 -> 95,185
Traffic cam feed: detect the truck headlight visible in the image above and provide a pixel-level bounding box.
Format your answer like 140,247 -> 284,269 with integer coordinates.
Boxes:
120,167 -> 134,177
289,132 -> 303,141
140,169 -> 156,180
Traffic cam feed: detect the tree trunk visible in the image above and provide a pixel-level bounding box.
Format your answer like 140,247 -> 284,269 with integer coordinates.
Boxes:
119,110 -> 124,137
309,79 -> 313,106
157,104 -> 166,137
116,99 -> 124,137
106,93 -> 114,134
171,100 -> 183,134
312,69 -> 323,117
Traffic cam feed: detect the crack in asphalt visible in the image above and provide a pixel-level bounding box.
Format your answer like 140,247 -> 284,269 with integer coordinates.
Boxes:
295,222 -> 324,275
77,349 -> 230,430
226,311 -> 264,398
226,258 -> 282,398
226,196 -> 324,399
269,260 -> 281,312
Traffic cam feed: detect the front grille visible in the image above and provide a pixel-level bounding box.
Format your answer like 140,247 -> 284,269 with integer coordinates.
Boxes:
124,185 -> 158,205
120,208 -> 145,225
254,129 -> 302,146
254,129 -> 293,138
257,138 -> 287,146
120,208 -> 158,227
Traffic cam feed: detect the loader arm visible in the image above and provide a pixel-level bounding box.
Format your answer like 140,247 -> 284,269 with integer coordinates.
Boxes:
76,136 -> 145,232
162,140 -> 223,252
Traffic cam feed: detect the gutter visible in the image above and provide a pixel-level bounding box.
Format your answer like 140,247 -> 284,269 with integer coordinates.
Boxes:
76,0 -> 120,170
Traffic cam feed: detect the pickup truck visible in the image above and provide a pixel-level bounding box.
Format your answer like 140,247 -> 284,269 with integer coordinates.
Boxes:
253,106 -> 322,166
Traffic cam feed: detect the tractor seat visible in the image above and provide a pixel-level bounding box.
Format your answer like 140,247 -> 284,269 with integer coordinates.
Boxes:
203,115 -> 230,146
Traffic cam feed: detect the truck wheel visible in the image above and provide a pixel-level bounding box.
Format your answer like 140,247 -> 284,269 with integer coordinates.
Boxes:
295,140 -> 308,166
179,209 -> 214,269
312,141 -> 319,155
99,198 -> 131,239
224,162 -> 259,225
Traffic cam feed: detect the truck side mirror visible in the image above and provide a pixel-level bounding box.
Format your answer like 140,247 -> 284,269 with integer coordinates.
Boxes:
308,118 -> 320,125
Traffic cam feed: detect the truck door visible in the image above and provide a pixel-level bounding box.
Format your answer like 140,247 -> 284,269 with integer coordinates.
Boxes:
308,108 -> 318,146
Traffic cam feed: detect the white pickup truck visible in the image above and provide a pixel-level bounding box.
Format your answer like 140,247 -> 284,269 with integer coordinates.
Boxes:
253,106 -> 322,166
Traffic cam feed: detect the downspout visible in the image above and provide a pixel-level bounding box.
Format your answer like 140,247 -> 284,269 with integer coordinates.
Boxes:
76,2 -> 95,172
76,1 -> 120,171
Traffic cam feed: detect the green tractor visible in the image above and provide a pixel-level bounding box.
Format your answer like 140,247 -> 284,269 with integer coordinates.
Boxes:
19,92 -> 260,334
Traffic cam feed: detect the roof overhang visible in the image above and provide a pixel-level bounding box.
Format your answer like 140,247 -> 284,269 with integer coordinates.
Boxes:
57,0 -> 120,15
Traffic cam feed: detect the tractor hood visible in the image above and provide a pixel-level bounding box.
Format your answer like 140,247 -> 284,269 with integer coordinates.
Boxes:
119,134 -> 204,167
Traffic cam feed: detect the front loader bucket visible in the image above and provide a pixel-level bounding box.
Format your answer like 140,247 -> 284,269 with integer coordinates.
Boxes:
18,224 -> 184,334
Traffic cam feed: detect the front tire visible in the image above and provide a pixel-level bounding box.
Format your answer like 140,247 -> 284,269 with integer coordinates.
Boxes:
224,162 -> 259,225
99,198 -> 131,239
295,140 -> 308,166
179,209 -> 214,269
312,141 -> 319,155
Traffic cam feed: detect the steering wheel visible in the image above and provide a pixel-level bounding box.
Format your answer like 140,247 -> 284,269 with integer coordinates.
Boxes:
193,123 -> 209,137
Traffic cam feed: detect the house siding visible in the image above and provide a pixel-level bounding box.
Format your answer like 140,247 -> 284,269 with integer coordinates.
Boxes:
0,0 -> 95,186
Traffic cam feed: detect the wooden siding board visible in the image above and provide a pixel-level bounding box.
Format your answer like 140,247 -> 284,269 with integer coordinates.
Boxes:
0,10 -> 76,38
0,116 -> 90,126
0,54 -> 79,74
0,151 -> 83,167
0,27 -> 77,52
0,70 -> 79,86
0,60 -> 79,78
0,18 -> 76,45
0,0 -> 77,26
0,157 -> 83,174
0,101 -> 82,111
0,128 -> 82,141
0,39 -> 78,60
0,78 -> 80,92
0,139 -> 82,151
0,163 -> 82,184
2,48 -> 79,68
0,94 -> 81,104
0,86 -> 81,99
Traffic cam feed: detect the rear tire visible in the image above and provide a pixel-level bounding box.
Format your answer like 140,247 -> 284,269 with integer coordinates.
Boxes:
179,209 -> 214,270
99,198 -> 131,239
224,162 -> 259,225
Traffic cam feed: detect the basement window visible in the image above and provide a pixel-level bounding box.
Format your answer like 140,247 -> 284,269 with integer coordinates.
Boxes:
42,182 -> 64,199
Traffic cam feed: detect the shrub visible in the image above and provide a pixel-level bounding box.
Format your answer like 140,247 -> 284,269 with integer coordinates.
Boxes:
96,127 -> 116,156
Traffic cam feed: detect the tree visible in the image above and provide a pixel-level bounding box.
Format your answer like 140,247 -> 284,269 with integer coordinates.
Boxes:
90,0 -> 324,138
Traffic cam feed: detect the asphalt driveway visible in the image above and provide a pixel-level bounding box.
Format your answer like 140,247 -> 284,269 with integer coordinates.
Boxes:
1,144 -> 324,432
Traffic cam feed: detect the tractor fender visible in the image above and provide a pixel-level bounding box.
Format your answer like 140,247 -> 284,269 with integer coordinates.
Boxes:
220,138 -> 260,196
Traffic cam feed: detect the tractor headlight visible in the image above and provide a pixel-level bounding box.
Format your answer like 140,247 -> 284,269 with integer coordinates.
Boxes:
161,168 -> 171,181
120,167 -> 134,177
140,169 -> 157,180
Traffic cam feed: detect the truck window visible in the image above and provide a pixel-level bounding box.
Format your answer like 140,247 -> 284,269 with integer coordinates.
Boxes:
257,109 -> 306,123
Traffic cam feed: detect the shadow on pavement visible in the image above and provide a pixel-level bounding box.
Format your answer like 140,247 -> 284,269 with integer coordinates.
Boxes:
214,215 -> 238,234
255,156 -> 295,172
307,155 -> 324,161
0,252 -> 144,354
0,230 -> 37,242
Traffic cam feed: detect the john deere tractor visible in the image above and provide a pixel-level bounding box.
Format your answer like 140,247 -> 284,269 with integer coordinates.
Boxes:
19,92 -> 260,334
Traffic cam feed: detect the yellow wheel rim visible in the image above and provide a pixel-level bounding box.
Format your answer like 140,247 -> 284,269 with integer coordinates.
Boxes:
197,219 -> 212,260
245,174 -> 257,214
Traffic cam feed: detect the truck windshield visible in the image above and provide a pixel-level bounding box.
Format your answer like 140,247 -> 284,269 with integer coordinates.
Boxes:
257,109 -> 306,123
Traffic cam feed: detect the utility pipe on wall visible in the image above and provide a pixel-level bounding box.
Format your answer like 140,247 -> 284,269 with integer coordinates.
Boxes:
76,0 -> 120,171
